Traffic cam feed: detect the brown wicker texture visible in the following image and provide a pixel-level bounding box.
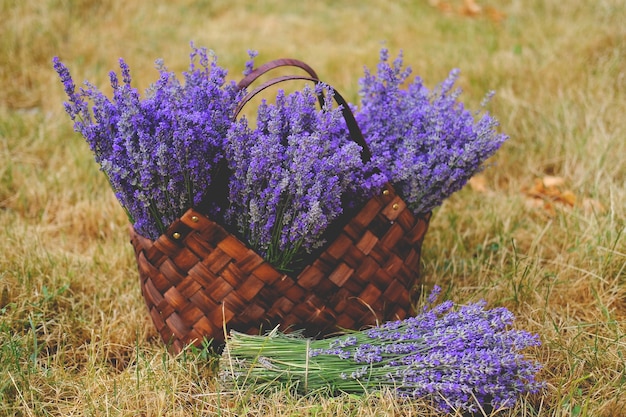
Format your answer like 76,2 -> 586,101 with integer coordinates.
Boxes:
130,184 -> 430,354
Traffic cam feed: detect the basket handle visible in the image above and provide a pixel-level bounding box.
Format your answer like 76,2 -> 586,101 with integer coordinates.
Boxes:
237,58 -> 320,90
234,61 -> 372,163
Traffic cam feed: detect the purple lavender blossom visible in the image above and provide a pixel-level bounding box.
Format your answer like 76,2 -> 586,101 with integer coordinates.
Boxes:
225,83 -> 384,271
53,44 -> 240,239
355,49 -> 509,215
307,286 -> 544,413
55,45 -> 510,270
226,286 -> 544,413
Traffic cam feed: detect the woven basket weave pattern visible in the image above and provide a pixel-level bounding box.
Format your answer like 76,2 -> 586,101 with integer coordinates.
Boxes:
131,183 -> 430,354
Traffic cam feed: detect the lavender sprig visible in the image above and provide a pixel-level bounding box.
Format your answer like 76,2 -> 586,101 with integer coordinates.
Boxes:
225,83 -> 384,271
222,286 -> 544,414
53,44 -> 240,239
355,49 -> 509,215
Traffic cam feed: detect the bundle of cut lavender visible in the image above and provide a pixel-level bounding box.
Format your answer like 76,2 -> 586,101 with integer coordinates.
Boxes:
222,286 -> 544,414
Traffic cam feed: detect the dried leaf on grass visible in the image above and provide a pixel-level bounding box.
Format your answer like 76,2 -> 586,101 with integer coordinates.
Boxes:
460,0 -> 481,16
429,0 -> 506,23
541,175 -> 565,188
484,6 -> 507,23
429,0 -> 454,13
522,176 -> 605,216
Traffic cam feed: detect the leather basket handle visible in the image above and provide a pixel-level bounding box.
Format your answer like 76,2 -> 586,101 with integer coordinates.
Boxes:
237,58 -> 320,90
234,61 -> 371,162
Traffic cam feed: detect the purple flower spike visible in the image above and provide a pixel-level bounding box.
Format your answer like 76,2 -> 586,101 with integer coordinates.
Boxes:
225,84 -> 385,271
53,46 -> 241,239
355,49 -> 509,215
310,291 -> 544,413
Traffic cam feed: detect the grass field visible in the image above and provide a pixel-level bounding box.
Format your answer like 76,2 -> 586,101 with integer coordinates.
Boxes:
1,0 -> 625,415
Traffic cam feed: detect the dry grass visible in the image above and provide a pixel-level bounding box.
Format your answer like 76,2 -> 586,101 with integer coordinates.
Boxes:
1,0 -> 625,415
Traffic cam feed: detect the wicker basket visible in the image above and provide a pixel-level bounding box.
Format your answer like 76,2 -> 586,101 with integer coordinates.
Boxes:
129,60 -> 432,354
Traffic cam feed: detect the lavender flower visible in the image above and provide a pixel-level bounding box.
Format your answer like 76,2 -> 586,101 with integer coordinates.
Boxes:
355,49 -> 509,215
55,45 -> 510,272
53,44 -> 240,239
223,286 -> 544,414
225,83 -> 384,271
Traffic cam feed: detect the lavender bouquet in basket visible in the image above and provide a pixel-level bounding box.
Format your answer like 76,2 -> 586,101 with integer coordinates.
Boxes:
225,83 -> 384,271
53,45 -> 240,240
54,45 -> 507,272
52,47 -> 382,271
355,49 -> 508,215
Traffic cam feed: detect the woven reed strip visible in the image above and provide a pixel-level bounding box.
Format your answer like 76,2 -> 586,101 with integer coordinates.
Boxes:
131,183 -> 430,354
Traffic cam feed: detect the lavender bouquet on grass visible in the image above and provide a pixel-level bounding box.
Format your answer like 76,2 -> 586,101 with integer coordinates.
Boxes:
222,286 -> 544,414
53,45 -> 240,240
355,49 -> 508,215
225,84 -> 384,271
